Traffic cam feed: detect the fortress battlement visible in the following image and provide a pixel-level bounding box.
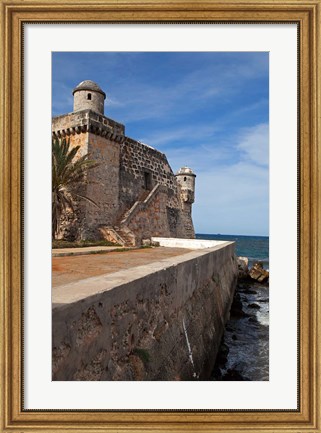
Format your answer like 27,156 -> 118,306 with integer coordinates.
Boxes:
52,80 -> 196,245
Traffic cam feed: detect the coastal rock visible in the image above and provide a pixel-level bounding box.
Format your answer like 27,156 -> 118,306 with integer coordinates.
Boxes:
222,368 -> 247,381
244,289 -> 258,295
249,261 -> 269,283
216,342 -> 229,366
230,293 -> 248,317
237,256 -> 249,279
248,303 -> 260,309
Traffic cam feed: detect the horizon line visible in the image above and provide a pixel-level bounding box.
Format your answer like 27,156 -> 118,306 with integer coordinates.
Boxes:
196,232 -> 269,238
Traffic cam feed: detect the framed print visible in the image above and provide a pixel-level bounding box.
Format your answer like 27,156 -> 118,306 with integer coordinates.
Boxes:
1,0 -> 320,432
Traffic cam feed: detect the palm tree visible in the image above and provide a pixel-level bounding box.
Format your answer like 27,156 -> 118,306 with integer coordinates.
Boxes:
52,137 -> 99,240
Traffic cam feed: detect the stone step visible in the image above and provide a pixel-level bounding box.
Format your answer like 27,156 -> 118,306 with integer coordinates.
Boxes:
112,227 -> 135,247
116,190 -> 151,227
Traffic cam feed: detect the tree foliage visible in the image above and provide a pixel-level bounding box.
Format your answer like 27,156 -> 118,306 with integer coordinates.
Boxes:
52,138 -> 99,239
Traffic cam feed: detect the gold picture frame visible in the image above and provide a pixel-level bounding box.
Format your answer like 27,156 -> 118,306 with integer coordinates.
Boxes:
1,0 -> 320,431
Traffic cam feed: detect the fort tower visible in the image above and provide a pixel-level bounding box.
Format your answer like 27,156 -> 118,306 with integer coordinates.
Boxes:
73,80 -> 106,115
175,167 -> 196,238
52,80 -> 196,245
176,166 -> 196,204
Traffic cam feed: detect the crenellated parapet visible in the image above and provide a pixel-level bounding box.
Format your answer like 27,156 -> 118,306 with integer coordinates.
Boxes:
52,109 -> 125,143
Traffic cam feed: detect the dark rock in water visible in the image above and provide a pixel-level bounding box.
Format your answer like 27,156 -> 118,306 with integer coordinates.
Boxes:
212,274 -> 269,382
222,368 -> 247,381
216,342 -> 229,366
221,343 -> 229,356
249,261 -> 269,283
211,365 -> 223,380
248,303 -> 261,309
231,308 -> 248,318
244,289 -> 257,295
212,340 -> 230,380
232,293 -> 243,308
230,293 -> 249,317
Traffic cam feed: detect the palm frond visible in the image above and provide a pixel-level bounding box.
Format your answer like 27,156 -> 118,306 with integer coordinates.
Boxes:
52,137 -> 100,239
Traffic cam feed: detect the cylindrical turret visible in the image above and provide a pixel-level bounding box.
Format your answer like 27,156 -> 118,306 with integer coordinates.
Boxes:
175,166 -> 196,203
73,80 -> 106,115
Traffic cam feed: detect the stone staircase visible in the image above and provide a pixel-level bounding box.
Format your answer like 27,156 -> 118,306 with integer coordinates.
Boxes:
118,189 -> 153,228
100,187 -> 160,246
112,226 -> 135,246
99,226 -> 128,246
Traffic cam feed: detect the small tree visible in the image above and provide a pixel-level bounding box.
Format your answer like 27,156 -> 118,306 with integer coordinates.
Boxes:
52,137 -> 99,240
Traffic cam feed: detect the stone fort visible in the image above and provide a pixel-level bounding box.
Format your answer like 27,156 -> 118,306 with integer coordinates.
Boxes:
52,80 -> 196,246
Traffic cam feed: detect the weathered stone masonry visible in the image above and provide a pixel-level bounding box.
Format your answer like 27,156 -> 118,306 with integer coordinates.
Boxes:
52,242 -> 238,381
52,80 -> 196,245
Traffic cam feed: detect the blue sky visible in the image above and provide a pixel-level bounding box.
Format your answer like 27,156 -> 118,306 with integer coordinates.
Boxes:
52,52 -> 269,236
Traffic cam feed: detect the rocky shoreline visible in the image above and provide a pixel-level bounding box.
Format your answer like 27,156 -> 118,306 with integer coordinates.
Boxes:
211,257 -> 269,381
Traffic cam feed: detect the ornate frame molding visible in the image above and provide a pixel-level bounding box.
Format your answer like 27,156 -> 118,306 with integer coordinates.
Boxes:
1,1 -> 320,431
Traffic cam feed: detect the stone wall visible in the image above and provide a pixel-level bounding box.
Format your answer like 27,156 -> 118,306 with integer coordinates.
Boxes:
52,242 -> 238,380
178,202 -> 195,238
119,138 -> 179,215
53,132 -> 121,240
84,133 -> 120,237
117,138 -> 194,241
52,110 -> 125,138
52,111 -> 124,240
52,110 -> 195,242
124,190 -> 174,245
151,237 -> 228,249
53,131 -> 90,240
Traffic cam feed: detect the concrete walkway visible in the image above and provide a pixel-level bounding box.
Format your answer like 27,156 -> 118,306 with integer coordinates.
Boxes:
52,245 -> 136,257
52,246 -> 192,288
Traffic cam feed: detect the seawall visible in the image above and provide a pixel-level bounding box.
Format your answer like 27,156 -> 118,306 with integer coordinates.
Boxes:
52,242 -> 238,380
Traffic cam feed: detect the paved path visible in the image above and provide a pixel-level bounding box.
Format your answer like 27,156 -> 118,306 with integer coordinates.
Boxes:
52,246 -> 133,257
52,246 -> 192,288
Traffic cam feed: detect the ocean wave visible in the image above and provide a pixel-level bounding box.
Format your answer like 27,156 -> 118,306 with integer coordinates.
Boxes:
246,257 -> 269,263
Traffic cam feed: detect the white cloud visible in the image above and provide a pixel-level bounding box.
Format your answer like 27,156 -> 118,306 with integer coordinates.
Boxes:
236,123 -> 269,166
184,123 -> 270,235
193,161 -> 269,235
165,145 -> 233,174
156,123 -> 270,235
139,124 -> 218,148
158,122 -> 269,171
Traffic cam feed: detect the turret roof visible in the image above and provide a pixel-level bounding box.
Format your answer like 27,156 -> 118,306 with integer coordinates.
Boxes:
72,80 -> 106,98
176,166 -> 196,176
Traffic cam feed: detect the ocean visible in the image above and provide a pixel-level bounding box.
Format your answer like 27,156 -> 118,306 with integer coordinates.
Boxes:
196,233 -> 269,269
196,233 -> 269,381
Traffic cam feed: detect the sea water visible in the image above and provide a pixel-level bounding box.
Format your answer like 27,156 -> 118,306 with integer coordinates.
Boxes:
196,233 -> 269,269
196,233 -> 269,381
